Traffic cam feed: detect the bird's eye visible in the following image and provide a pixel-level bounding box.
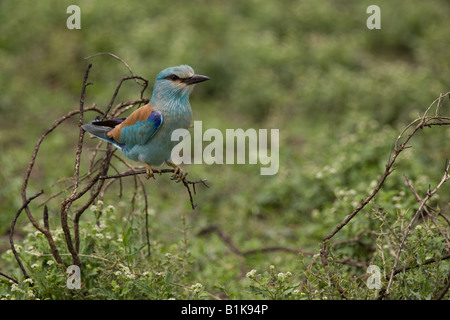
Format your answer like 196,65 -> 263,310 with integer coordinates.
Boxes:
170,74 -> 179,80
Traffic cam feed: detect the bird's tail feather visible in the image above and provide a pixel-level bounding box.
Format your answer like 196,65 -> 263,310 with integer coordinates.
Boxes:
82,123 -> 124,151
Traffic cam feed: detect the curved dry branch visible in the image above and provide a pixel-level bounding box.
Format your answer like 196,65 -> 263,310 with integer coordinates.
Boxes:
319,92 -> 450,297
14,55 -> 208,275
10,190 -> 44,279
197,225 -> 314,257
385,161 -> 450,295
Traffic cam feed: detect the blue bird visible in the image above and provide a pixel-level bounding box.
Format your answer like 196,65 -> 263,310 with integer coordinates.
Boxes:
82,65 -> 209,180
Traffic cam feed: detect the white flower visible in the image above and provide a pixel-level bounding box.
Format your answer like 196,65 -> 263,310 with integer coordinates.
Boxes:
246,269 -> 257,279
106,205 -> 115,214
11,283 -> 18,292
52,229 -> 63,241
26,249 -> 42,257
165,253 -> 173,259
54,228 -> 64,236
191,283 -> 203,293
23,278 -> 34,285
31,263 -> 39,269
47,260 -> 55,266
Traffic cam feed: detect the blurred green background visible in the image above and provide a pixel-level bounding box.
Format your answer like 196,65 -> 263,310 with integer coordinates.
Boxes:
0,0 -> 449,298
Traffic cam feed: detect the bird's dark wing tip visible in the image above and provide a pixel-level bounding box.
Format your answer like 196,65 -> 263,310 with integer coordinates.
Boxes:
92,118 -> 126,128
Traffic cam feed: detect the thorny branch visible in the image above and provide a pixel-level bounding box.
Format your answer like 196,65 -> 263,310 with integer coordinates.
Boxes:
84,52 -> 148,119
9,190 -> 44,281
384,161 -> 450,296
320,92 -> 450,299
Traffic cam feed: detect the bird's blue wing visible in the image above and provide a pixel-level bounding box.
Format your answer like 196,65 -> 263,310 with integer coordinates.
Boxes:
118,110 -> 163,146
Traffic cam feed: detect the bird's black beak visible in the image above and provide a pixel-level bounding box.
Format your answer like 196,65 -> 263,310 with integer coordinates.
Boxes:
182,74 -> 210,85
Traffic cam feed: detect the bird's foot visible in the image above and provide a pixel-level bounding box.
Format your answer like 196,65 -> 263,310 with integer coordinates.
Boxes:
145,164 -> 160,180
166,160 -> 185,182
171,166 -> 186,182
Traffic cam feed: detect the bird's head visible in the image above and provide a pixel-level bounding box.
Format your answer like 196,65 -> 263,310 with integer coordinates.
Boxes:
151,65 -> 209,104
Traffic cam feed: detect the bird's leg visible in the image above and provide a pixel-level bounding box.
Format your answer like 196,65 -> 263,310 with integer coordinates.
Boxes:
166,160 -> 185,182
144,163 -> 160,179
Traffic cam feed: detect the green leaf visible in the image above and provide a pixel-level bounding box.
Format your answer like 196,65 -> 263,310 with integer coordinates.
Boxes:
122,227 -> 132,248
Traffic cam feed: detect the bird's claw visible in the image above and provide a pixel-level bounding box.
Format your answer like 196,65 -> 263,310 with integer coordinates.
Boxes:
145,164 -> 160,180
165,160 -> 186,182
170,167 -> 185,182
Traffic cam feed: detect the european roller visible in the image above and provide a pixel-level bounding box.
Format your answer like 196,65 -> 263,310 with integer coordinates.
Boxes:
82,65 -> 209,180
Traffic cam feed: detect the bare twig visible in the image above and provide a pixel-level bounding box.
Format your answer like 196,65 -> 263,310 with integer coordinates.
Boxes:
18,105 -> 104,266
101,75 -> 149,120
60,63 -> 95,266
85,52 -> 140,81
98,168 -> 209,210
319,92 -> 450,297
112,98 -> 150,117
137,176 -> 151,256
403,174 -> 450,248
10,190 -> 44,280
385,161 -> 450,295
435,269 -> 450,300
197,225 -> 313,257
0,271 -> 19,284
376,252 -> 450,300
392,252 -> 450,277
84,52 -> 149,119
